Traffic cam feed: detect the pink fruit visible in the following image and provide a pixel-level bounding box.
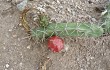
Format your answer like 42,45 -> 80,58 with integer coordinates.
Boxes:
48,36 -> 64,52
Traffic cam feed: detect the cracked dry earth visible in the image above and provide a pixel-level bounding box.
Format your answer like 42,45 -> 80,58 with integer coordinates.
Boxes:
0,0 -> 110,70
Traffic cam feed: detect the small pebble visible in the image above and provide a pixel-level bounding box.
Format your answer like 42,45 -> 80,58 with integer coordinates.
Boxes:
8,29 -> 12,32
12,34 -> 17,38
37,7 -> 46,13
17,0 -> 28,11
90,57 -> 94,59
3,47 -> 6,50
27,45 -> 31,49
56,0 -> 60,4
6,0 -> 11,2
19,62 -> 23,66
66,8 -> 71,13
64,44 -> 69,52
5,64 -> 9,68
18,38 -> 21,41
19,23 -> 22,26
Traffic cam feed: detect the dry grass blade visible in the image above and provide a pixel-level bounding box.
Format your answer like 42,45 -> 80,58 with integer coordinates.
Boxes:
21,9 -> 30,33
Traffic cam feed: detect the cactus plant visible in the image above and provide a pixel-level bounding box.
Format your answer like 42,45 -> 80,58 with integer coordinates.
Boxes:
38,13 -> 49,28
31,22 -> 103,39
21,4 -> 110,39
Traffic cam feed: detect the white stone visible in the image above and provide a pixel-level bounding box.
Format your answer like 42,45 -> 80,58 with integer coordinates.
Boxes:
64,44 -> 69,52
37,7 -> 46,13
5,64 -> 9,68
19,62 -> 23,66
27,45 -> 31,49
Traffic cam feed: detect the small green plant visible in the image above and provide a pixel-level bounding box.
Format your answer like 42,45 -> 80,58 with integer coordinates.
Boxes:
31,22 -> 103,39
38,13 -> 49,28
101,4 -> 110,33
21,4 -> 110,39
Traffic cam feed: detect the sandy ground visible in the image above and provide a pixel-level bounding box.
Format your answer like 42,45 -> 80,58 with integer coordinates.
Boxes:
0,0 -> 110,70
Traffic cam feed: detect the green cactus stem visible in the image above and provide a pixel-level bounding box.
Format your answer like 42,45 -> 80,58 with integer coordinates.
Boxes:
31,22 -> 104,39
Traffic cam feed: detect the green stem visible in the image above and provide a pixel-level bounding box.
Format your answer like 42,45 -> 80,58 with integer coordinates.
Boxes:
32,23 -> 103,38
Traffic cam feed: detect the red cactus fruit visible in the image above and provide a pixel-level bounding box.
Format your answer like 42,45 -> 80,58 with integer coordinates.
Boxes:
48,36 -> 64,52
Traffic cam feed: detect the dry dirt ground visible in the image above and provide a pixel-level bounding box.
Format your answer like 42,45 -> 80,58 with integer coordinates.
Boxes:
0,0 -> 110,70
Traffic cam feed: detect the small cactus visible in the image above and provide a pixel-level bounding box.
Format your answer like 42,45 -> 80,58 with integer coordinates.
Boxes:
21,4 -> 110,39
32,22 -> 103,39
38,13 -> 49,28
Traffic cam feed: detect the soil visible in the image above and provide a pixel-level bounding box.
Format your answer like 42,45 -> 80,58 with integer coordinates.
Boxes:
0,0 -> 110,70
